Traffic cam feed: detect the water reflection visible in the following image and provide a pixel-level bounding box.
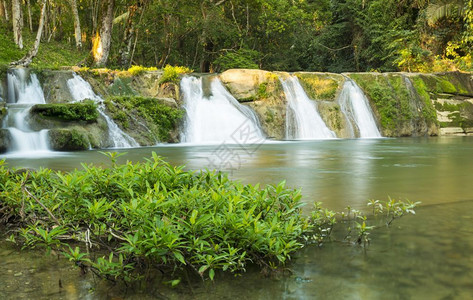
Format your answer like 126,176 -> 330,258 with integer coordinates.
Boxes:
1,137 -> 473,299
2,137 -> 473,211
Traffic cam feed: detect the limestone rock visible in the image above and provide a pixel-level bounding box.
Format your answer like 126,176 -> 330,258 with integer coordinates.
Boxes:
39,70 -> 75,103
0,129 -> 12,153
219,69 -> 272,102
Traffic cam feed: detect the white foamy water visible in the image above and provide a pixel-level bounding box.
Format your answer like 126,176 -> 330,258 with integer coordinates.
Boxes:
66,73 -> 139,148
3,69 -> 51,155
180,76 -> 265,144
281,76 -> 336,140
338,79 -> 381,138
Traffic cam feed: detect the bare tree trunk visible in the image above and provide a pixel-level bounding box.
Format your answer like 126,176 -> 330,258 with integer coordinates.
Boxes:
95,0 -> 114,66
12,0 -> 23,49
0,0 -> 5,22
69,0 -> 82,49
119,5 -> 137,68
25,0 -> 32,31
2,0 -> 9,21
12,0 -> 47,66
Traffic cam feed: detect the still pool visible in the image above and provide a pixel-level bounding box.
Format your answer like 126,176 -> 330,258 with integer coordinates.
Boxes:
1,137 -> 472,299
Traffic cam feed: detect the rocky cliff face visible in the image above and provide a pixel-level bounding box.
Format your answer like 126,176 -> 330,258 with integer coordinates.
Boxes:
1,68 -> 472,154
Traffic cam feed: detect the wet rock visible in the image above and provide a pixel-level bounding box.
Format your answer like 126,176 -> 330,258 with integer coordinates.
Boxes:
39,70 -> 75,103
0,128 -> 12,153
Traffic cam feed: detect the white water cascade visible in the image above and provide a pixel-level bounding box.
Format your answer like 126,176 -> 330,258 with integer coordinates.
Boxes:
66,73 -> 139,148
338,79 -> 382,138
180,76 -> 265,144
2,68 -> 51,154
281,76 -> 336,140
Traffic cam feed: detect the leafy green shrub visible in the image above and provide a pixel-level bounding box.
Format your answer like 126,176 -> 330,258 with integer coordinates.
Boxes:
159,65 -> 193,84
127,65 -> 158,76
0,153 -> 418,283
0,153 -> 335,282
212,49 -> 260,72
31,101 -> 99,123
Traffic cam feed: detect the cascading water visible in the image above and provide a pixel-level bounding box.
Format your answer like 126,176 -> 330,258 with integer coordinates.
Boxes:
66,73 -> 139,148
180,76 -> 265,144
2,68 -> 51,154
338,79 -> 382,138
281,76 -> 336,140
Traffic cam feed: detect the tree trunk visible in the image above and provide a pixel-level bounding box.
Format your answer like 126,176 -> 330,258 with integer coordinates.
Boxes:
70,0 -> 82,49
12,0 -> 47,66
0,0 -> 5,22
119,5 -> 137,68
3,0 -> 9,21
95,0 -> 114,66
12,0 -> 23,49
26,0 -> 32,32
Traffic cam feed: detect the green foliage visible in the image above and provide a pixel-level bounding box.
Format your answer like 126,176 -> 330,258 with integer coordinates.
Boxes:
159,65 -> 193,85
104,96 -> 184,142
31,101 -> 99,123
213,49 -> 260,72
0,154 -> 337,282
127,65 -> 158,76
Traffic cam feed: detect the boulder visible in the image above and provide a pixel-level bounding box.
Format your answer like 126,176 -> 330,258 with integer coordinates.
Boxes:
0,129 -> 12,153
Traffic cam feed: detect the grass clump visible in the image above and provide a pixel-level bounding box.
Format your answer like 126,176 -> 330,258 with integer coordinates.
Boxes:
159,65 -> 193,85
31,101 -> 98,122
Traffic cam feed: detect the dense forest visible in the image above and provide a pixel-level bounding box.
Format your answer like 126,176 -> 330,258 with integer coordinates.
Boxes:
0,0 -> 472,72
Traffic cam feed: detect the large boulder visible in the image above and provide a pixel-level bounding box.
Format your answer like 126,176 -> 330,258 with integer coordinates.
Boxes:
38,70 -> 76,103
348,73 -> 439,137
219,69 -> 287,139
0,129 -> 12,153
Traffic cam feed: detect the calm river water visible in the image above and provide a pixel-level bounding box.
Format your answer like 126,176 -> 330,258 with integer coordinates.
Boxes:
1,137 -> 472,299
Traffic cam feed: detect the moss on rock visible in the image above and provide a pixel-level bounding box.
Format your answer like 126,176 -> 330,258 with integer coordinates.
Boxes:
294,72 -> 343,101
48,128 -> 91,151
348,73 -> 438,136
31,101 -> 98,123
104,96 -> 184,144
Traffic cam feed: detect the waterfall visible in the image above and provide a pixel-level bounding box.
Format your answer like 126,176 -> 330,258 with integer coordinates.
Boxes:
66,73 -> 139,148
2,68 -> 51,154
7,68 -> 45,104
180,76 -> 265,144
281,76 -> 336,140
338,79 -> 381,138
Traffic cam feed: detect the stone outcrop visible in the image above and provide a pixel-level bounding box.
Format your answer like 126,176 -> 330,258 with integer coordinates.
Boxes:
38,70 -> 75,103
219,69 -> 288,139
1,68 -> 473,152
0,129 -> 11,153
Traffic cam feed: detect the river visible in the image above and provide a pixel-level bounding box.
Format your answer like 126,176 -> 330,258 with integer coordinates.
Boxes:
1,136 -> 472,299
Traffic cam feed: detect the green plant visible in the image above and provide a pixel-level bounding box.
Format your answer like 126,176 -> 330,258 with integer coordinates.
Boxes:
212,49 -> 260,72
31,101 -> 99,122
159,65 -> 193,85
127,65 -> 158,76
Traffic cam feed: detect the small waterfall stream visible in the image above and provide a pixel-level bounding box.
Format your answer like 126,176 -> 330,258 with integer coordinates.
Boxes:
180,76 -> 265,144
66,73 -> 139,148
281,76 -> 336,140
2,68 -> 51,154
338,79 -> 381,138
